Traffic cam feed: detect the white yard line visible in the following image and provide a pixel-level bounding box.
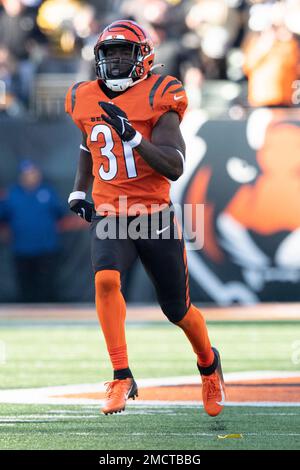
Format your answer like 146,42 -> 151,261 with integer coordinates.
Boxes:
0,371 -> 298,405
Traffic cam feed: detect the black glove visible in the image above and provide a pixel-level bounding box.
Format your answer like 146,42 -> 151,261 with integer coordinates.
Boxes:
69,199 -> 95,223
99,101 -> 138,143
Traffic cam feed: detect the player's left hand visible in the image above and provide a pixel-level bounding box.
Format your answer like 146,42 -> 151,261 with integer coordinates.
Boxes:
99,102 -> 142,147
69,199 -> 95,223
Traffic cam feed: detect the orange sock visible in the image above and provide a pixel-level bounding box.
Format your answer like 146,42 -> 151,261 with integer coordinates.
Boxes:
176,304 -> 214,367
95,270 -> 128,371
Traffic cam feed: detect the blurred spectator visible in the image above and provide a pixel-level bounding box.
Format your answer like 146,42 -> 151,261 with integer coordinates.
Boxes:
36,0 -> 95,55
34,0 -> 98,81
0,160 -> 66,302
0,0 -> 45,60
120,0 -> 204,86
1,0 -> 300,115
244,2 -> 300,106
150,20 -> 203,82
0,0 -> 48,105
185,0 -> 243,79
0,44 -> 25,116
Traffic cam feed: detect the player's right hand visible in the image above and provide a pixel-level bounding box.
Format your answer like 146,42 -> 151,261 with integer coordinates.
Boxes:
69,199 -> 95,223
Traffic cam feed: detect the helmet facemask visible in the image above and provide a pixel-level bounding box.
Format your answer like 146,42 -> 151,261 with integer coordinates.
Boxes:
95,41 -> 143,92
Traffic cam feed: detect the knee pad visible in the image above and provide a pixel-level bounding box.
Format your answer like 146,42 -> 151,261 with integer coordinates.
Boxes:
95,269 -> 121,297
160,299 -> 189,323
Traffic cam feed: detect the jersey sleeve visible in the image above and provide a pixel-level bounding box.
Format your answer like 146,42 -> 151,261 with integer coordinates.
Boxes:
151,75 -> 188,127
65,82 -> 85,132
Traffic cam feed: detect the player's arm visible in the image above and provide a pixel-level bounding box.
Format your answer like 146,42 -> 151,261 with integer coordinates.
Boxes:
72,133 -> 94,193
136,111 -> 185,181
68,133 -> 95,222
100,102 -> 185,181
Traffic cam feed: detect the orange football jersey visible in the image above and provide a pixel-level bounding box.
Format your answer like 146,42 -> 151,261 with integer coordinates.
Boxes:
65,74 -> 188,215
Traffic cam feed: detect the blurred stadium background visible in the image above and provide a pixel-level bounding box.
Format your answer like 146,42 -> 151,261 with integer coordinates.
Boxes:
2,0 -> 300,303
0,0 -> 299,451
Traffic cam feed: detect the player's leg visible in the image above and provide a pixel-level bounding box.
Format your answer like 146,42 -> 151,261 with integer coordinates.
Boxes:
135,209 -> 225,416
135,221 -> 214,367
91,216 -> 138,414
95,270 -> 129,375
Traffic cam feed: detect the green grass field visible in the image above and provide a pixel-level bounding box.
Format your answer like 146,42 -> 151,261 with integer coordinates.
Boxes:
0,320 -> 299,450
1,404 -> 299,450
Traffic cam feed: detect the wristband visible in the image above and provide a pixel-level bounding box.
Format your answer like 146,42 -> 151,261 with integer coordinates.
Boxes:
68,191 -> 86,203
127,131 -> 142,148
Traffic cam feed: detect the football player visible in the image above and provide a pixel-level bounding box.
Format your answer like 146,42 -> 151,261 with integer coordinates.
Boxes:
66,20 -> 225,416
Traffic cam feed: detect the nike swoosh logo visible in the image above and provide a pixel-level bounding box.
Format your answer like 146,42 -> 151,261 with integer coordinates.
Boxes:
119,116 -> 129,134
216,380 -> 226,406
126,383 -> 136,399
174,95 -> 184,101
80,208 -> 86,219
156,226 -> 170,235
